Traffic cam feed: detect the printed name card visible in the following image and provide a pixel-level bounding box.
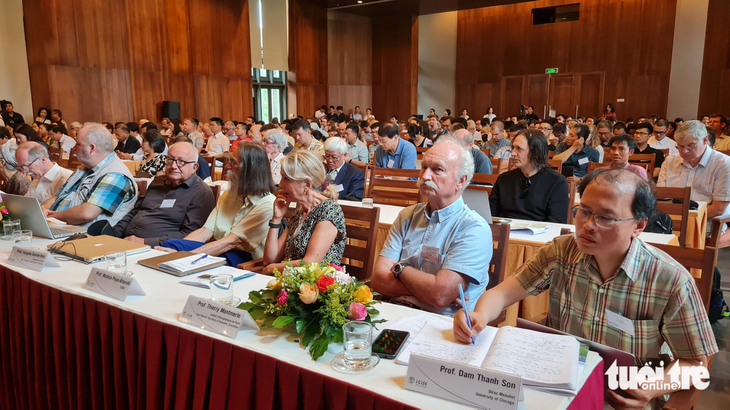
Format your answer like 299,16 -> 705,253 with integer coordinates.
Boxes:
6,246 -> 61,272
178,295 -> 259,339
83,268 -> 146,301
405,354 -> 522,410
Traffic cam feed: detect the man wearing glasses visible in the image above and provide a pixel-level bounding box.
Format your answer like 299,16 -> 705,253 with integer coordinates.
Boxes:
16,142 -> 73,203
455,168 -> 717,408
648,118 -> 679,156
659,120 -> 730,221
633,122 -> 665,179
112,142 -> 215,245
322,137 -> 364,201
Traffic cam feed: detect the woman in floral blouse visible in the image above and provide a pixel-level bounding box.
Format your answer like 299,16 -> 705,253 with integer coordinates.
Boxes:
139,130 -> 167,176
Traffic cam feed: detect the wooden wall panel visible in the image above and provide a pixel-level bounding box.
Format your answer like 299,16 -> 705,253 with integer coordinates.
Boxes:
289,0 -> 328,117
327,10 -> 372,115
698,0 -> 730,117
24,0 -> 253,125
456,0 -> 677,120
372,15 -> 418,121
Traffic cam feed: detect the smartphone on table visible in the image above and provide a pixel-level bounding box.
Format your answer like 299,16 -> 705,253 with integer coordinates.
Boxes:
372,329 -> 409,359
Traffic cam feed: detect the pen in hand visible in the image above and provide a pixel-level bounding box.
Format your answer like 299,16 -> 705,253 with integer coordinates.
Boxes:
458,283 -> 475,345
191,254 -> 208,265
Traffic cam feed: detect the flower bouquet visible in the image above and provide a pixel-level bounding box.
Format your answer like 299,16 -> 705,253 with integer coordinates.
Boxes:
0,202 -> 8,221
238,262 -> 384,360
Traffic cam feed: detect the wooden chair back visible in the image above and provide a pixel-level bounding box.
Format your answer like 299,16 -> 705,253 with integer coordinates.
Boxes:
490,158 -> 501,174
548,151 -> 555,159
202,156 -> 215,180
548,159 -> 563,174
220,156 -> 232,181
210,184 -> 221,205
340,205 -> 381,281
135,179 -> 148,197
602,147 -> 611,163
650,244 -> 717,312
467,173 -> 499,195
655,186 -> 691,247
708,215 -> 730,249
366,167 -> 423,207
481,148 -> 490,158
486,223 -> 511,326
66,152 -> 82,170
416,147 -> 428,160
567,178 -> 576,224
659,148 -> 670,157
586,161 -> 608,174
48,147 -> 63,164
628,153 -> 656,176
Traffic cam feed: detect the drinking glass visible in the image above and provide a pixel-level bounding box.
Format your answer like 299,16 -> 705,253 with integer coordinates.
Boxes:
343,321 -> 373,369
210,274 -> 235,305
3,219 -> 20,240
12,230 -> 32,248
105,251 -> 129,275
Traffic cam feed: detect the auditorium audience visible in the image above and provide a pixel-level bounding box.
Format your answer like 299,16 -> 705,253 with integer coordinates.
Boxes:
490,130 -> 569,223
0,142 -> 30,196
482,120 -> 510,158
323,137 -> 365,201
35,107 -> 51,125
375,122 -> 417,169
344,122 -> 369,167
453,129 -> 492,174
371,139 -> 491,315
1,101 -> 24,127
648,118 -> 679,156
205,118 -> 230,157
16,142 -> 72,203
633,122 -> 665,179
596,120 -> 613,148
157,142 -> 274,265
263,127 -> 287,185
139,130 -> 168,176
115,123 -> 142,159
113,142 -> 215,246
292,119 -> 324,158
51,124 -> 76,153
14,123 -> 49,150
607,134 -> 649,180
257,150 -> 347,275
174,136 -> 211,181
427,115 -> 443,140
554,123 -> 600,179
183,118 -> 205,152
709,113 -> 729,150
409,122 -> 432,149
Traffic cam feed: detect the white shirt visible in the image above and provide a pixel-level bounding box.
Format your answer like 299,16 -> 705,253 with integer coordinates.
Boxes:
715,134 -> 730,151
270,152 -> 284,185
27,163 -> 73,203
58,134 -> 76,153
648,136 -> 679,156
160,129 -> 172,136
658,146 -> 730,215
205,132 -> 230,155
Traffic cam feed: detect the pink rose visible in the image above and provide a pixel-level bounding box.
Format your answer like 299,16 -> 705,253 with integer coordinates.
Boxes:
277,290 -> 288,306
327,263 -> 343,271
348,302 -> 367,321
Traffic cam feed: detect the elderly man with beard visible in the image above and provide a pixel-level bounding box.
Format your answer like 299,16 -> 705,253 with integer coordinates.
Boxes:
371,139 -> 492,316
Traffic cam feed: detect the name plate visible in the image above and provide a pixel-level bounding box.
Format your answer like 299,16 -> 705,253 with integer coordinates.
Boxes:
178,295 -> 259,339
83,268 -> 146,301
7,246 -> 61,272
405,354 -> 522,410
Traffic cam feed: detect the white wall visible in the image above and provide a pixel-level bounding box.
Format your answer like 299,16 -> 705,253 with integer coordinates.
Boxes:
417,12 -> 457,118
0,0 -> 33,122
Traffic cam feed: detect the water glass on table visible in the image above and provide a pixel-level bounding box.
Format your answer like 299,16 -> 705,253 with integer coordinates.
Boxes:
3,219 -> 21,240
343,321 -> 374,369
12,230 -> 32,248
210,274 -> 239,306
105,251 -> 130,276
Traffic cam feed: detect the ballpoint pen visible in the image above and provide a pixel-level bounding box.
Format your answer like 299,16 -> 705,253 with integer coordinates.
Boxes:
234,272 -> 256,281
191,254 -> 208,265
458,283 -> 476,345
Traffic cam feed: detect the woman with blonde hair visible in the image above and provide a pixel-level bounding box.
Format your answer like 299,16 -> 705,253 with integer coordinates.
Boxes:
585,124 -> 604,162
256,150 -> 347,275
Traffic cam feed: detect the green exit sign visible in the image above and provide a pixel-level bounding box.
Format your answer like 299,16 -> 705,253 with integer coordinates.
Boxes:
545,68 -> 559,74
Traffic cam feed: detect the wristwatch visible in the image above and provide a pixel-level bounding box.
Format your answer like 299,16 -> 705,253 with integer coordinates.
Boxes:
391,262 -> 409,279
268,220 -> 284,230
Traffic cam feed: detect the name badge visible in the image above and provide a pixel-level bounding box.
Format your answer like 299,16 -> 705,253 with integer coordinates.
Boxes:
387,159 -> 395,168
605,309 -> 635,336
160,199 -> 176,208
578,157 -> 589,165
83,268 -> 146,301
179,295 -> 259,339
421,245 -> 441,265
335,184 -> 344,193
6,246 -> 61,272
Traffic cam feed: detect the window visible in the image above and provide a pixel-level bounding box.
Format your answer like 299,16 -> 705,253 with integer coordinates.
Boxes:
532,4 -> 580,25
252,68 -> 286,123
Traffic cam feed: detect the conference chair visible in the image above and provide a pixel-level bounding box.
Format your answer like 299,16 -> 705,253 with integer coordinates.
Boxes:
220,156 -> 232,181
201,156 -> 215,180
548,151 -> 555,159
66,152 -> 82,170
48,147 -> 63,165
548,159 -> 563,174
416,147 -> 428,160
135,180 -> 148,197
566,178 -> 576,224
655,186 -> 691,247
602,147 -> 611,163
708,215 -> 730,249
365,167 -> 423,207
586,162 -> 608,174
209,184 -> 221,206
628,153 -> 656,176
481,148 -> 490,159
490,158 -> 501,174
468,172 -> 499,195
486,223 -> 510,327
659,148 -> 670,157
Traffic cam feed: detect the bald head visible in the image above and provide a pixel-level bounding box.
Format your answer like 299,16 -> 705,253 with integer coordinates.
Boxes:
166,142 -> 199,185
453,129 -> 473,148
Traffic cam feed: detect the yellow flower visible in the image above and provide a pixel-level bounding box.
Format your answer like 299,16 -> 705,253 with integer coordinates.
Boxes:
353,285 -> 373,304
267,279 -> 282,291
312,265 -> 336,279
299,283 -> 319,304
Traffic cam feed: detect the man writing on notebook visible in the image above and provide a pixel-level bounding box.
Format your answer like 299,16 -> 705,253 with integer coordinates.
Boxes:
453,169 -> 717,408
370,139 -> 492,316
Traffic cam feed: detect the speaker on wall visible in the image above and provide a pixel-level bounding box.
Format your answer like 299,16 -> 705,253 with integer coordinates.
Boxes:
162,101 -> 180,119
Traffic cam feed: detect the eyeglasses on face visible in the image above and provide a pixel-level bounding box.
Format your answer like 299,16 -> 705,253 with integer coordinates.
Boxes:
20,157 -> 40,172
677,141 -> 699,151
165,157 -> 196,167
572,207 -> 636,229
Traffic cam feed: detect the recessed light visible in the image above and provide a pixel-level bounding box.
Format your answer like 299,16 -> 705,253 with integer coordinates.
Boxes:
358,1 -> 363,3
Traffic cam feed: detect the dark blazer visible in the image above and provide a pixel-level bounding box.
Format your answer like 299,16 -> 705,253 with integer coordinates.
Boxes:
334,162 -> 365,201
116,136 -> 141,154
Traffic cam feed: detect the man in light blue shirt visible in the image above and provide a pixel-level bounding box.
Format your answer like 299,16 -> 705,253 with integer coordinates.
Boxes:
375,123 -> 416,169
371,139 -> 492,316
482,120 -> 510,158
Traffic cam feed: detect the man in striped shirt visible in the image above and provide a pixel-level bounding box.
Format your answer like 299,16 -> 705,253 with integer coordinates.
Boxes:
454,168 -> 717,408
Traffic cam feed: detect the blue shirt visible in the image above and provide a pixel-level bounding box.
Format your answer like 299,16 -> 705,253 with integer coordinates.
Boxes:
561,145 -> 601,178
380,196 -> 492,315
375,138 -> 417,169
483,138 -> 511,158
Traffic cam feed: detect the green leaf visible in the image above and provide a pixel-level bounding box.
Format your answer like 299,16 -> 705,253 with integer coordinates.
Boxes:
309,335 -> 330,361
263,316 -> 276,328
248,291 -> 263,304
367,308 -> 380,317
272,316 -> 296,329
331,328 -> 344,343
296,319 -> 308,335
248,307 -> 265,320
237,301 -> 254,310
301,322 -> 320,348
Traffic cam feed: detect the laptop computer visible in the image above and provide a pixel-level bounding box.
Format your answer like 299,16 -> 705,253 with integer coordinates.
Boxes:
47,235 -> 150,263
1,193 -> 88,239
462,189 -> 493,224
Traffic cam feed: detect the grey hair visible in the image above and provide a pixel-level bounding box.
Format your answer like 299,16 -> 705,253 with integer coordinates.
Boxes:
450,129 -> 473,149
323,136 -> 348,155
1,142 -> 19,170
23,142 -> 50,163
83,123 -> 115,153
224,121 -> 235,128
674,120 -> 707,144
433,138 -> 474,192
467,120 -> 476,131
263,128 -> 288,153
169,141 -> 199,162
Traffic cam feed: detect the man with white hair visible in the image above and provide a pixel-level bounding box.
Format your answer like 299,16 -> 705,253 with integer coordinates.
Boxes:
658,120 -> 730,220
453,128 -> 492,174
323,137 -> 364,200
371,140 -> 492,315
16,142 -> 73,203
42,123 -> 138,227
263,128 -> 288,184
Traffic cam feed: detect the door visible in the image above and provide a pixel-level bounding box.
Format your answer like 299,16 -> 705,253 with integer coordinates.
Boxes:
575,72 -> 605,119
548,74 -> 575,118
501,75 -> 525,119
526,75 -> 549,119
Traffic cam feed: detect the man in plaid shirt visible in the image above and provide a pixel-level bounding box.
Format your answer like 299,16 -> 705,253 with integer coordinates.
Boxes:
454,168 -> 717,409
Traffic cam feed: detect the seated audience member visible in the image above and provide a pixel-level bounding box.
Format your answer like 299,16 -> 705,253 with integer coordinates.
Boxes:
633,122 -> 665,179
157,143 -> 275,265
659,120 -> 730,220
554,123 -> 600,179
596,120 -> 613,148
607,134 -> 648,180
648,119 -> 679,156
482,120 -> 510,158
292,119 -> 324,158
16,142 -> 73,203
344,123 -> 369,167
709,113 -> 729,150
257,150 -> 347,275
323,137 -> 365,201
182,118 -> 205,152
38,123 -> 53,147
14,123 -> 49,150
174,136 -> 211,180
126,121 -> 143,145
0,142 -> 30,195
613,121 -> 627,136
139,130 -> 167,176
368,122 -> 381,161
371,140 -> 492,315
204,118 -> 230,157
455,169 -> 718,408
114,123 -> 142,159
263,128 -> 287,185
35,106 -> 52,125
453,129 -> 492,174
490,130 -> 569,223
0,127 -> 12,146
547,123 -> 567,151
51,124 -> 76,153
113,142 -> 215,246
43,123 -> 137,227
375,122 -> 417,169
409,122 -> 432,148
537,120 -> 554,143
1,101 -> 24,127
427,115 -> 443,140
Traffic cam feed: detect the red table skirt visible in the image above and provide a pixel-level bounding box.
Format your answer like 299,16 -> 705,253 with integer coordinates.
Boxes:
0,266 -> 418,410
567,360 -> 604,410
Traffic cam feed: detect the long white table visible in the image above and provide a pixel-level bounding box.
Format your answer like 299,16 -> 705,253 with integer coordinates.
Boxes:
0,238 -> 602,410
